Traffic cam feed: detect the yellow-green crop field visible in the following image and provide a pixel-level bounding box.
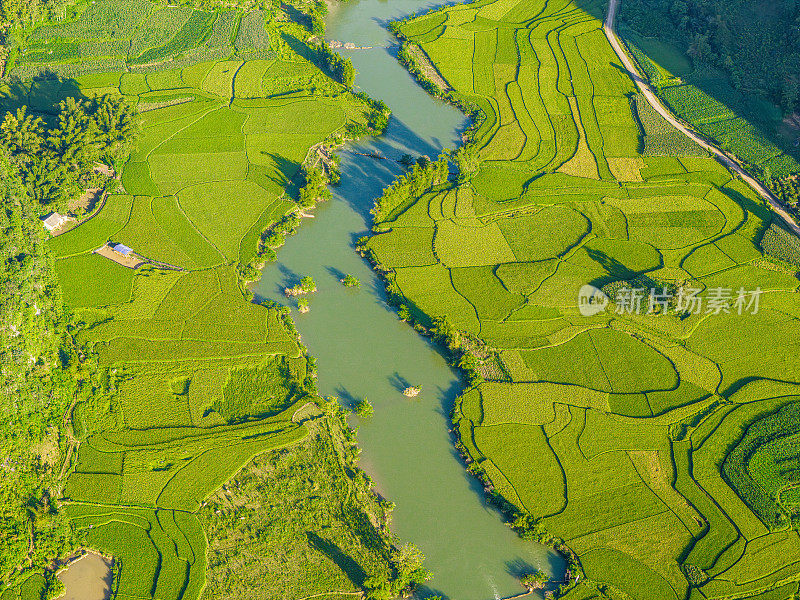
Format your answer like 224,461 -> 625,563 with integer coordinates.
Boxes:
368,0 -> 800,599
0,1 -> 395,597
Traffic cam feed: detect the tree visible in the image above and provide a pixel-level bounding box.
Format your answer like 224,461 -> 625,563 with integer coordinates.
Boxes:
431,315 -> 461,351
298,165 -> 330,209
453,143 -> 479,182
520,570 -> 549,590
341,274 -> 360,287
0,149 -> 80,586
398,153 -> 415,169
354,397 -> 373,417
366,98 -> 390,133
397,304 -> 411,321
782,79 -> 799,115
316,44 -> 355,88
391,543 -> 431,592
300,276 -> 316,292
0,93 -> 137,211
0,107 -> 45,161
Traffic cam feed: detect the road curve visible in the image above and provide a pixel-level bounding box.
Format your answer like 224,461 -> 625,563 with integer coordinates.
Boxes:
603,0 -> 800,237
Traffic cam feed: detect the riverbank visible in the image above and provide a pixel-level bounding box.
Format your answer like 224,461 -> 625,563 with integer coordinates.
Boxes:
254,0 -> 562,597
358,2 -> 800,600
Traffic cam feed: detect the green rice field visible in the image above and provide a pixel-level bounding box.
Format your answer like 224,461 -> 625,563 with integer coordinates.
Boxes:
366,0 -> 800,599
0,1 -> 396,598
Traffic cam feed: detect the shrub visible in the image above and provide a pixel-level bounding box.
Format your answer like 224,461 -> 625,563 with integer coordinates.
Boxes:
760,222 -> 800,266
315,43 -> 354,87
354,398 -> 374,417
341,274 -> 360,287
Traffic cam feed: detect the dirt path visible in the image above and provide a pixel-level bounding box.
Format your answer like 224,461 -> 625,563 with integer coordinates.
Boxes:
603,0 -> 800,237
57,393 -> 81,482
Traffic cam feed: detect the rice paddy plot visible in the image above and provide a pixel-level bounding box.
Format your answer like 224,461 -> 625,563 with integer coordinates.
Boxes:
496,205 -> 590,261
434,219 -> 517,266
367,227 -> 438,267
368,3 -> 800,595
55,253 -> 135,308
175,180 -> 276,262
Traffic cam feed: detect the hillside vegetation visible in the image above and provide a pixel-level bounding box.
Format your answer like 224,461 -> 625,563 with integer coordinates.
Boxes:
366,0 -> 800,599
0,1 -> 409,598
0,150 -> 81,592
617,0 -> 800,216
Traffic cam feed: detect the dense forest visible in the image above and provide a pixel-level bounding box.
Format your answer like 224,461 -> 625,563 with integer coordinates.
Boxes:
620,0 -> 800,114
0,96 -> 136,210
0,149 -> 80,587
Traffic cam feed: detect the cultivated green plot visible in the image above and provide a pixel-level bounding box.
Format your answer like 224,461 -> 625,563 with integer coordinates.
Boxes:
434,219 -> 517,266
370,1 -> 800,598
520,328 -> 678,393
8,2 -> 393,598
176,180 -> 277,262
55,253 -> 135,308
496,205 -> 590,261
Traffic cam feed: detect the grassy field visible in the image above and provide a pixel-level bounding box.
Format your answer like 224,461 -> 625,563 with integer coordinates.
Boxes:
366,0 -> 800,599
0,1 -> 398,598
200,414 -> 396,599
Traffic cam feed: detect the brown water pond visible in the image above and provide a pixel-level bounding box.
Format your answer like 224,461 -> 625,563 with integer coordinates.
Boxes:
56,551 -> 112,600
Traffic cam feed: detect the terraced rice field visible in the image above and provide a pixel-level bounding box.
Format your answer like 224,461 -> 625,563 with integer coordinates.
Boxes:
367,0 -> 800,599
0,3 -> 391,598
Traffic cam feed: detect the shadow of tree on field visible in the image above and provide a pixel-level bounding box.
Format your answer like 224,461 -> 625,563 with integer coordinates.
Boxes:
585,247 -> 638,287
306,531 -> 368,587
610,60 -> 647,87
280,30 -> 317,62
0,72 -> 86,120
720,183 -> 774,245
282,3 -> 314,31
255,152 -> 298,191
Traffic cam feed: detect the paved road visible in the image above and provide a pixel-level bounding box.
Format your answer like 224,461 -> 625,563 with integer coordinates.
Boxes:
603,0 -> 800,237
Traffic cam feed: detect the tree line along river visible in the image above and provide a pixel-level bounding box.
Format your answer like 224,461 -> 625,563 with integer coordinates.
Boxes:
254,0 -> 564,598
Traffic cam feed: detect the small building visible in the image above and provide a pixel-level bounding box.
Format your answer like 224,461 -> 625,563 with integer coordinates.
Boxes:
41,212 -> 68,232
112,243 -> 134,257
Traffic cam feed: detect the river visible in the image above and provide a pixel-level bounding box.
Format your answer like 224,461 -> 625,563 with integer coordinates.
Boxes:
253,1 -> 563,598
